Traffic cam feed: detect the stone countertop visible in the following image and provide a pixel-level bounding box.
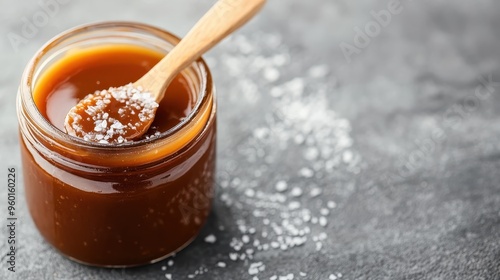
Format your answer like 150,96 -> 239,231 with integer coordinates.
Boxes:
1,0 -> 500,279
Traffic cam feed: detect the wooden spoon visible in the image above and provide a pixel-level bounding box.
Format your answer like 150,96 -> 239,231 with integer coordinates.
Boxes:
65,0 -> 266,144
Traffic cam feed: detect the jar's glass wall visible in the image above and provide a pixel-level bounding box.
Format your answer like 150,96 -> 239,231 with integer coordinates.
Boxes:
17,22 -> 216,267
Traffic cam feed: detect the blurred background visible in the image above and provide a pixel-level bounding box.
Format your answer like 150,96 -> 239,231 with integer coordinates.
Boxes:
1,0 -> 500,279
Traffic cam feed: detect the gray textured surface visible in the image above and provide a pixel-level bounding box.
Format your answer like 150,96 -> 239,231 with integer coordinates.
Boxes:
1,0 -> 500,279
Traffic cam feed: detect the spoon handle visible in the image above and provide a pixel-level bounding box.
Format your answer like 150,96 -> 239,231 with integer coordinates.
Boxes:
136,0 -> 266,101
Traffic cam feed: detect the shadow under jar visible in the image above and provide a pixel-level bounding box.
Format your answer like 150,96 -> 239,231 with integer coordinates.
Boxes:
16,22 -> 216,267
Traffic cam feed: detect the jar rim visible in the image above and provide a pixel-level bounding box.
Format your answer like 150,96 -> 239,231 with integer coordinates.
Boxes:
19,21 -> 213,153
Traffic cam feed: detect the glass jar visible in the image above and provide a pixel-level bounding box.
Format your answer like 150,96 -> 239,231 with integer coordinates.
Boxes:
16,22 -> 216,267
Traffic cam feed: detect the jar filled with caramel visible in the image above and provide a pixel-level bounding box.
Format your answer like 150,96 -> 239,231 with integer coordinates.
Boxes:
16,22 -> 216,267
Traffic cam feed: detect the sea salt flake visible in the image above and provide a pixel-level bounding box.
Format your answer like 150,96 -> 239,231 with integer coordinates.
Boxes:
204,234 -> 217,243
319,232 -> 327,240
272,54 -> 288,66
308,64 -> 329,78
245,189 -> 256,197
304,147 -> 319,161
275,180 -> 288,192
263,67 -> 280,82
343,150 -> 354,163
294,134 -> 305,144
310,188 -> 322,197
242,235 -> 250,243
320,208 -> 330,216
285,78 -> 305,97
327,201 -> 337,209
316,242 -> 323,251
299,168 -> 314,178
248,262 -> 265,275
229,253 -> 238,261
270,86 -> 284,97
290,187 -> 303,197
288,201 -> 301,210
319,216 -> 328,227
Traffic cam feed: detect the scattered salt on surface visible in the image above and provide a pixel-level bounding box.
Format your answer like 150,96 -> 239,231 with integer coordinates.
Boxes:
156,32 -> 357,280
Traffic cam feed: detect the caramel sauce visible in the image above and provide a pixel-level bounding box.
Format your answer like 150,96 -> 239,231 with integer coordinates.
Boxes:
21,44 -> 216,266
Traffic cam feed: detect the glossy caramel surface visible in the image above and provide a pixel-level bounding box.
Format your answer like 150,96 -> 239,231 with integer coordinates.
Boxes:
34,45 -> 194,140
